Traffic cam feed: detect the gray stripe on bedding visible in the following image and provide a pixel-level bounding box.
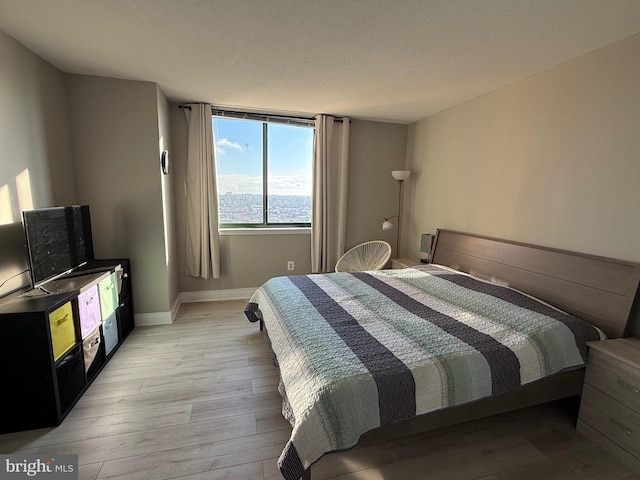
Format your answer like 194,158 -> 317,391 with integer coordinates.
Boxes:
289,275 -> 417,424
392,268 -> 584,377
320,272 -> 490,407
259,276 -> 382,451
351,271 -> 522,395
423,266 -> 601,359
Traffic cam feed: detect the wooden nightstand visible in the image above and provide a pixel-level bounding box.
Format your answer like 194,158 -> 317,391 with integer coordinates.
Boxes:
577,337 -> 640,472
391,258 -> 423,269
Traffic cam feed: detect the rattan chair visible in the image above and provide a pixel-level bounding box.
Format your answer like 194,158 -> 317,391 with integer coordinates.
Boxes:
334,240 -> 392,272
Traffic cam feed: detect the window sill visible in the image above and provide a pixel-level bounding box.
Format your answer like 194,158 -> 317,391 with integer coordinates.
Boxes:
219,227 -> 311,236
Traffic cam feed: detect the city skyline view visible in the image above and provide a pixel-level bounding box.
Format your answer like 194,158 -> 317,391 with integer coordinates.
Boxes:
218,193 -> 311,224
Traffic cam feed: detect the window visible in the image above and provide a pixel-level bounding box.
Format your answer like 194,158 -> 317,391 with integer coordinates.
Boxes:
212,114 -> 314,228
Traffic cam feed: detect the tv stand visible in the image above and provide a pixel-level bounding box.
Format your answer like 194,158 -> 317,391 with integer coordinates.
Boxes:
0,259 -> 134,433
19,286 -> 53,297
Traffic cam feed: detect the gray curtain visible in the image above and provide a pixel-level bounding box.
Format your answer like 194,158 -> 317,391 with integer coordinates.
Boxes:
184,103 -> 220,279
312,115 -> 350,273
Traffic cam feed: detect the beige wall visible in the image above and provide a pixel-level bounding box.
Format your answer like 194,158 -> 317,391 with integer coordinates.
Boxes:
404,32 -> 640,267
0,30 -> 75,296
66,75 -> 170,314
170,109 -> 407,292
0,30 -> 176,316
347,120 -> 408,257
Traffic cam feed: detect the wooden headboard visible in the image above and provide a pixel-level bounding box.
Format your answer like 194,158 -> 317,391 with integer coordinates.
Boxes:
431,229 -> 640,338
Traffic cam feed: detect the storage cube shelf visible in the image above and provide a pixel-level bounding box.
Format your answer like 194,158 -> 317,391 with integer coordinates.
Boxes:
0,259 -> 134,433
56,345 -> 85,413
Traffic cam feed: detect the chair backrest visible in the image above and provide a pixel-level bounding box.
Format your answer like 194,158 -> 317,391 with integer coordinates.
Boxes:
335,240 -> 392,272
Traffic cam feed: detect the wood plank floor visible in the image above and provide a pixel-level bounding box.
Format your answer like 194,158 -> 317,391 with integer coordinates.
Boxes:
1,300 -> 638,480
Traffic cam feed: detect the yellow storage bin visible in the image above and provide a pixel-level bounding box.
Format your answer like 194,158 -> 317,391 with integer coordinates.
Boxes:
99,272 -> 118,319
49,302 -> 76,361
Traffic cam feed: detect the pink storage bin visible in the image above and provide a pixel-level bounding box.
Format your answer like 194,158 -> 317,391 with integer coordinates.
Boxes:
78,285 -> 101,339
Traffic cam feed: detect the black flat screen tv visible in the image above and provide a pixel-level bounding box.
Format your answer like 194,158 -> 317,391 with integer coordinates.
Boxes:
22,205 -> 94,288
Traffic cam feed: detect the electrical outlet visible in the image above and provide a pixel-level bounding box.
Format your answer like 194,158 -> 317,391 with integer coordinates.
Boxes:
287,260 -> 295,271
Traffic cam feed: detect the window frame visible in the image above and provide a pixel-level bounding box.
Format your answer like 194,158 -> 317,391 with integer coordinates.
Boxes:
213,111 -> 314,229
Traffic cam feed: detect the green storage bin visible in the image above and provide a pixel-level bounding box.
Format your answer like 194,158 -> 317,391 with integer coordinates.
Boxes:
99,272 -> 118,319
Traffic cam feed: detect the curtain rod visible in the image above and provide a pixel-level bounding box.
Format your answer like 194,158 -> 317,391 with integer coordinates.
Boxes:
178,104 -> 346,123
212,108 -> 314,125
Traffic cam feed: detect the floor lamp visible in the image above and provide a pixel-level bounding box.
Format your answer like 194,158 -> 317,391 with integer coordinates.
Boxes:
382,170 -> 410,258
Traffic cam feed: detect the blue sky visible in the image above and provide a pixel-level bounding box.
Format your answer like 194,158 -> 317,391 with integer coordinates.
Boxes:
212,118 -> 313,195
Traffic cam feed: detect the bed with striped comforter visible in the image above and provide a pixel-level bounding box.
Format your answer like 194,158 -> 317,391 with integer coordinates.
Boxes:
245,264 -> 603,480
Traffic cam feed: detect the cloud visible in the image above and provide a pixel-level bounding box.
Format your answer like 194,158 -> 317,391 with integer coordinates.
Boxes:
216,138 -> 243,156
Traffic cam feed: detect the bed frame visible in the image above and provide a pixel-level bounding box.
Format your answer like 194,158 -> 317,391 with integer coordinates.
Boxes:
299,229 -> 640,479
430,229 -> 640,338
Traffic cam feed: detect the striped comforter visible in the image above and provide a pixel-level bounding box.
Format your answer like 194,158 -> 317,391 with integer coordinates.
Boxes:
245,264 -> 602,480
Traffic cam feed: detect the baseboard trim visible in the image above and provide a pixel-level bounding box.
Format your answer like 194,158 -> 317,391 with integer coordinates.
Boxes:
137,288 -> 258,326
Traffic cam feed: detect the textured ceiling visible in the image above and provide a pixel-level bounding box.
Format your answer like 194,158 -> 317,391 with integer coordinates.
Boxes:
1,0 -> 640,124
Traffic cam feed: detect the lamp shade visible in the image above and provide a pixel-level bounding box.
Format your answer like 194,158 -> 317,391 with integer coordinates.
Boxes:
382,220 -> 394,231
391,170 -> 410,181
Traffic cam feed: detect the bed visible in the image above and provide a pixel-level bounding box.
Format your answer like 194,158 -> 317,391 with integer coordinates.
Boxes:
245,229 -> 640,480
